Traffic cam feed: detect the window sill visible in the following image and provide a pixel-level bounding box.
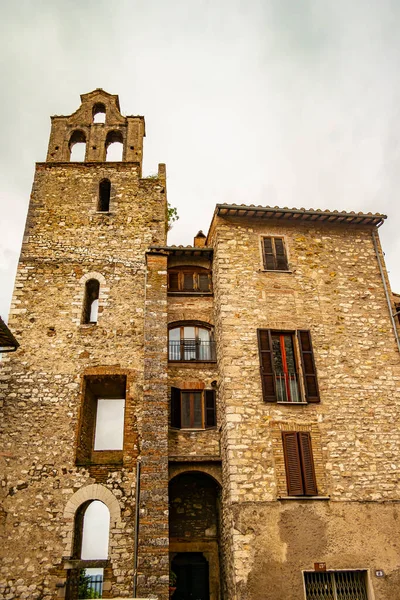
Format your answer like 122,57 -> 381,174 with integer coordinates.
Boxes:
278,496 -> 330,501
168,291 -> 213,296
260,269 -> 293,273
168,360 -> 217,365
169,427 -> 218,432
277,401 -> 308,405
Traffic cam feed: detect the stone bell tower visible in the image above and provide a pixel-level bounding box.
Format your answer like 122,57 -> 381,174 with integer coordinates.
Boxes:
1,90 -> 169,599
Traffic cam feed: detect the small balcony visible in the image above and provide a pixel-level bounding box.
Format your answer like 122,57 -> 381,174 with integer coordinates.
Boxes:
169,339 -> 216,362
275,372 -> 302,403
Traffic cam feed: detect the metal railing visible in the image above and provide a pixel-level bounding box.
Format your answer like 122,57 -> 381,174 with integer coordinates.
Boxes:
275,372 -> 301,403
169,339 -> 216,361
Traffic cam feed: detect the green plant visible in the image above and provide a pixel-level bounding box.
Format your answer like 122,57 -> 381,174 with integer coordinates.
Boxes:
167,203 -> 179,231
169,569 -> 177,587
78,570 -> 101,598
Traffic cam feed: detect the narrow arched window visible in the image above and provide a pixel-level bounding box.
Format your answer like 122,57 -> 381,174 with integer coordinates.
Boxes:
67,500 -> 110,599
93,102 -> 106,124
82,279 -> 100,324
98,179 -> 111,212
105,130 -> 123,161
69,130 -> 86,162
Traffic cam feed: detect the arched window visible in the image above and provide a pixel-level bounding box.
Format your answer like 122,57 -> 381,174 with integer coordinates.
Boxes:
69,130 -> 86,162
92,102 -> 106,124
98,179 -> 111,212
105,130 -> 123,161
82,279 -> 100,324
67,500 -> 110,599
168,323 -> 215,361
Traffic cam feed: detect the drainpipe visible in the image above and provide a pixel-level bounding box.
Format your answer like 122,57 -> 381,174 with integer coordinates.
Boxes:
372,228 -> 400,353
133,458 -> 141,597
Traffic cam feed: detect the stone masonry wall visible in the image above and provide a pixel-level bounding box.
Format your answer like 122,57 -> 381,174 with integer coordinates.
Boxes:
0,158 -> 167,599
210,215 -> 400,600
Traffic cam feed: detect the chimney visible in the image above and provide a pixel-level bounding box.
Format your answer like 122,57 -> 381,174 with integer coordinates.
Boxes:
194,230 -> 206,248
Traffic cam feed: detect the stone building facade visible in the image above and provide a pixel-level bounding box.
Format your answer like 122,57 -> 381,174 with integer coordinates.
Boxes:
1,90 -> 400,600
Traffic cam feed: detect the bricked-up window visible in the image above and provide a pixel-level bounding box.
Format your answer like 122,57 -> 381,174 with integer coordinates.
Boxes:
98,179 -> 111,212
69,129 -> 87,162
258,329 -> 319,403
282,431 -> 317,496
76,375 -> 126,465
105,130 -> 123,161
171,388 -> 216,429
262,237 -> 289,271
93,102 -> 106,124
169,324 -> 216,361
168,267 -> 212,293
82,279 -> 100,324
304,571 -> 368,600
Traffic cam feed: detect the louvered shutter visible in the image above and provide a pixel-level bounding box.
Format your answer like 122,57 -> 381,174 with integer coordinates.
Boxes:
257,329 -> 276,401
183,272 -> 195,291
198,272 -> 211,292
298,432 -> 318,495
170,387 -> 181,428
262,238 -> 276,270
297,330 -> 320,402
205,390 -> 216,428
282,432 -> 304,496
274,238 -> 289,271
168,272 -> 180,291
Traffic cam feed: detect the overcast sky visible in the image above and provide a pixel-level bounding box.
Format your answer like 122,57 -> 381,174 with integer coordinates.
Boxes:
1,0 -> 400,320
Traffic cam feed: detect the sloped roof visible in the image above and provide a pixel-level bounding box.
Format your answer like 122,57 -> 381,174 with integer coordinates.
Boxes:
214,204 -> 386,226
0,317 -> 19,352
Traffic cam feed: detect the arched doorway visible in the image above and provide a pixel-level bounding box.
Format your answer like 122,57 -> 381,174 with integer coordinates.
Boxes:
171,553 -> 209,600
169,472 -> 221,600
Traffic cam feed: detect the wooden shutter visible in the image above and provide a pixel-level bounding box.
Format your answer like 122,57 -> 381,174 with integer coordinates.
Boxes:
170,387 -> 181,428
282,432 -> 304,496
198,272 -> 211,292
262,237 -> 276,270
257,329 -> 276,401
298,432 -> 318,495
183,272 -> 195,291
274,238 -> 289,270
168,272 -> 180,291
297,330 -> 320,402
205,390 -> 216,428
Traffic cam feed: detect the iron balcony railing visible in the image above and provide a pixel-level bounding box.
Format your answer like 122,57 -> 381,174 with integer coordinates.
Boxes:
169,339 -> 216,361
275,372 -> 301,403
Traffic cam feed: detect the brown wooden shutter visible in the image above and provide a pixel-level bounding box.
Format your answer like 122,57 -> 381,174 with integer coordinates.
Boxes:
205,390 -> 216,428
183,272 -> 195,291
168,272 -> 180,291
297,330 -> 320,402
198,272 -> 211,292
298,432 -> 318,495
282,432 -> 304,496
263,238 -> 276,270
170,387 -> 181,428
274,238 -> 289,271
257,329 -> 276,402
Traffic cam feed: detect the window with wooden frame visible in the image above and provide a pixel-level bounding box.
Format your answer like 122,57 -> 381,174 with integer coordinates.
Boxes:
170,388 -> 216,430
262,237 -> 289,271
282,431 -> 317,496
76,375 -> 126,465
168,267 -> 212,293
258,329 -> 319,403
169,324 -> 216,362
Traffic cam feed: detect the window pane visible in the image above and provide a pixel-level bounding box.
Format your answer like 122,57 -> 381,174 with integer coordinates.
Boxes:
183,273 -> 194,291
81,501 -> 110,560
283,335 -> 296,373
169,328 -> 180,341
90,299 -> 98,323
183,326 -> 195,338
193,393 -> 202,428
272,335 -> 283,372
94,399 -> 125,450
198,328 -> 210,341
181,393 -> 191,428
198,273 -> 210,291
